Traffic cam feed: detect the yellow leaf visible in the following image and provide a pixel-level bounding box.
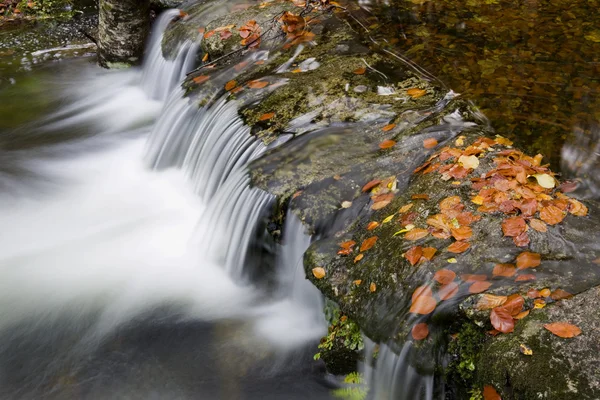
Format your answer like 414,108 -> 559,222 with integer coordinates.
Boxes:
312,267 -> 325,279
399,203 -> 414,213
458,154 -> 479,170
533,174 -> 555,189
472,195 -> 485,205
353,279 -> 362,286
447,258 -> 457,263
455,136 -> 465,146
382,214 -> 395,224
369,282 -> 377,292
354,254 -> 364,263
519,343 -> 533,356
407,88 -> 426,98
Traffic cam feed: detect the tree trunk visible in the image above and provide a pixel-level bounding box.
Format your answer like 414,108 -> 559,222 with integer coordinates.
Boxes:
98,0 -> 150,68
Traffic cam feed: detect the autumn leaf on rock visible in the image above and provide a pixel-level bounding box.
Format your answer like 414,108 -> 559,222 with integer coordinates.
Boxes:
462,274 -> 488,282
353,67 -> 366,75
423,138 -> 438,149
550,289 -> 572,300
410,296 -> 437,315
503,294 -> 524,316
529,218 -> 547,232
513,231 -> 530,247
568,199 -> 588,216
516,251 -> 541,269
412,194 -> 430,200
382,123 -> 396,132
312,267 -> 325,279
544,322 -> 582,338
422,247 -> 437,260
339,240 -> 356,250
379,139 -> 396,149
362,179 -> 381,193
515,274 -> 536,282
366,221 -> 379,230
490,306 -> 515,333
225,80 -> 237,91
502,216 -> 527,237
411,323 -> 429,340
434,269 -> 456,285
483,385 -> 502,400
438,282 -> 459,300
369,282 -> 377,292
458,154 -> 479,170
259,112 -> 275,121
540,205 -> 565,225
405,246 -> 423,266
192,75 -> 210,84
476,294 -> 508,310
248,80 -> 269,89
412,285 -> 433,302
469,281 -> 492,294
407,88 -> 426,98
405,228 -> 429,241
354,254 -> 363,263
447,241 -> 470,253
360,236 -> 378,252
451,226 -> 472,241
492,263 -> 516,277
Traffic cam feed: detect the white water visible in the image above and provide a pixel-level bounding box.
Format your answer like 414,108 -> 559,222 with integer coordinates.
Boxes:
0,12 -> 327,396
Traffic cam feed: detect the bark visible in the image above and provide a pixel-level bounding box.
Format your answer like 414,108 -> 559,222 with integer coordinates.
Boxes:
98,0 -> 150,68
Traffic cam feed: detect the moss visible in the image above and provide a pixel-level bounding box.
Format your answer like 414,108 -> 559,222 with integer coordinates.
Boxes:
445,320 -> 486,396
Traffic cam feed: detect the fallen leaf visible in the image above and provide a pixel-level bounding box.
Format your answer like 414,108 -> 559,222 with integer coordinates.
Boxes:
543,322 -> 581,338
515,274 -> 536,282
502,216 -> 527,237
407,88 -> 426,98
519,343 -> 533,356
312,267 -> 325,279
339,240 -> 356,250
469,281 -> 492,294
382,214 -> 395,224
513,231 -> 530,247
411,323 -> 429,340
490,306 -> 515,333
476,294 -> 508,310
370,282 -> 377,292
423,138 -> 438,149
399,203 -> 414,213
451,226 -> 473,241
192,75 -> 210,84
529,218 -> 547,232
568,199 -> 588,216
259,112 -> 275,121
550,289 -> 572,300
382,123 -> 396,132
440,196 -> 462,211
412,194 -> 430,200
220,30 -> 233,40
362,179 -> 382,192
354,254 -> 364,263
493,263 -> 516,277
405,246 -> 423,266
533,173 -> 555,189
483,385 -> 502,400
341,200 -> 352,208
447,258 -> 458,263
379,139 -> 396,149
434,269 -> 456,285
353,67 -> 366,75
527,289 -> 541,298
539,288 -> 551,297
360,236 -> 378,252
371,200 -> 392,210
447,241 -> 470,253
514,310 -> 530,320
412,285 -> 433,302
225,80 -> 237,91
534,299 -> 546,308
438,282 -> 459,300
516,252 -> 541,269
422,247 -> 437,260
353,279 -> 362,285
405,228 -> 429,241
540,205 -> 565,225
462,274 -> 488,282
458,154 -> 480,170
410,296 -> 437,314
202,53 -> 209,62
503,294 -> 524,316
247,80 -> 269,89
367,221 -> 379,230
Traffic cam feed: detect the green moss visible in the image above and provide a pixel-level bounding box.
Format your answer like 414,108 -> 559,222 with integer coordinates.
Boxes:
445,320 -> 486,393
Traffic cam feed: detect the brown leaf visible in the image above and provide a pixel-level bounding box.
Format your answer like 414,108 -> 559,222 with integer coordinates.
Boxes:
503,294 -> 524,316
422,247 -> 437,260
543,322 -> 582,338
192,75 -> 210,84
220,29 -> 232,39
366,221 -> 379,230
371,199 -> 392,210
490,306 -> 515,333
461,274 -> 488,282
515,274 -> 536,282
423,138 -> 438,149
353,67 -> 366,75
412,194 -> 430,200
540,205 -> 565,225
412,285 -> 433,302
405,246 -> 423,266
483,385 -> 502,400
411,323 -> 429,340
259,112 -> 275,121
476,294 -> 508,310
492,263 -> 516,277
399,203 -> 414,213
354,254 -> 364,263
360,236 -> 378,252
516,252 -> 541,269
362,179 -> 382,193
568,199 -> 588,216
514,310 -> 530,320
410,296 -> 437,314
382,123 -> 396,132
438,282 -> 459,300
502,216 -> 527,237
451,226 -> 473,241
407,88 -> 427,98
529,218 -> 547,232
539,288 -> 551,297
513,231 -> 530,247
447,241 -> 470,253
434,269 -> 456,285
550,289 -> 572,300
379,139 -> 396,149
405,228 -> 429,241
247,80 -> 269,89
225,80 -> 237,91
339,240 -> 356,250
440,196 -> 462,211
469,281 -> 492,294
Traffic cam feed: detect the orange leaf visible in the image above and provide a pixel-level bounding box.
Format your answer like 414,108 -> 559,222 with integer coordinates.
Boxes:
540,205 -> 565,225
434,269 -> 456,285
366,221 -> 379,230
476,294 -> 508,310
483,385 -> 502,400
202,53 -> 209,62
371,200 -> 392,210
492,263 -> 516,277
410,296 -> 437,314
360,236 -> 378,252
407,88 -> 427,98
568,199 -> 588,216
514,310 -> 530,320
204,30 -> 216,39
405,246 -> 423,266
503,294 -> 524,316
259,112 -> 275,121
192,75 -> 210,84
370,282 -> 377,292
451,226 -> 473,241
516,251 -> 541,269
501,216 -> 527,237
247,80 -> 269,89
447,241 -> 470,253
543,322 -> 582,338
539,288 -> 551,297
440,196 -> 461,211
405,228 -> 429,241
312,267 -> 325,279
353,67 -> 366,75
423,138 -> 438,149
225,80 -> 237,91
379,139 -> 396,149
529,218 -> 547,232
422,247 -> 437,260
550,289 -> 572,300
490,306 -> 515,333
412,285 -> 433,302
462,274 -> 488,282
412,194 -> 430,200
362,179 -> 382,192
339,240 -> 356,250
469,281 -> 492,294
438,282 -> 459,300
382,123 -> 396,132
515,274 -> 536,282
411,323 -> 429,340
354,254 -> 364,263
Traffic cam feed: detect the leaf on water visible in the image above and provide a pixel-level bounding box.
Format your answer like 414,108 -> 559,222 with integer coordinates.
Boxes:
382,123 -> 396,132
405,246 -> 423,266
447,241 -> 470,253
379,139 -> 396,149
493,263 -> 516,277
259,112 -> 275,121
540,205 -> 565,225
533,173 -> 555,189
516,251 -> 541,269
423,138 -> 438,149
502,216 -> 527,237
438,282 -> 459,300
462,274 -> 488,282
412,194 -> 430,200
483,385 -> 502,400
519,343 -> 533,356
192,75 -> 210,84
568,199 -> 588,216
412,285 -> 433,302
407,88 -> 426,98
341,200 -> 352,208
469,281 -> 492,294
411,323 -> 429,340
225,80 -> 237,91
366,221 -> 379,230
490,306 -> 514,333
529,218 -> 547,232
312,267 -> 325,279
360,236 -> 378,252
422,247 -> 437,260
353,67 -> 366,75
543,322 -> 582,338
362,179 -> 382,192
451,226 -> 473,241
405,228 -> 429,241
410,296 -> 437,315
354,254 -> 363,263
550,289 -> 572,300
476,294 -> 508,310
458,154 -> 479,170
434,269 -> 456,285
369,282 -> 377,292
247,80 -> 269,89
515,274 -> 536,282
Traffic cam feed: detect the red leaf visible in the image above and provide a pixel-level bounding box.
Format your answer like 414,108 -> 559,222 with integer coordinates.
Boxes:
405,246 -> 423,266
490,306 -> 515,333
483,385 -> 502,400
501,216 -> 527,237
411,323 -> 429,340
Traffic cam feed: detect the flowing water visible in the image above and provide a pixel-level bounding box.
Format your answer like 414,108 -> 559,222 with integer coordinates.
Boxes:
0,11 -> 331,400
